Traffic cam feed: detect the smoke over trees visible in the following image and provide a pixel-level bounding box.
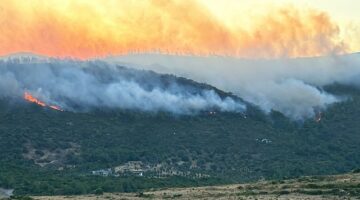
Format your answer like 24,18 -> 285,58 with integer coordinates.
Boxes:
106,53 -> 360,120
0,58 -> 245,114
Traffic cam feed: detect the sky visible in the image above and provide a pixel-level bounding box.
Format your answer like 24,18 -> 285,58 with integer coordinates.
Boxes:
0,0 -> 359,59
202,0 -> 360,23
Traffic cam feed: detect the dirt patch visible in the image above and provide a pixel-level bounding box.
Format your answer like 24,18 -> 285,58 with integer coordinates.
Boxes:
23,142 -> 80,168
0,188 -> 13,199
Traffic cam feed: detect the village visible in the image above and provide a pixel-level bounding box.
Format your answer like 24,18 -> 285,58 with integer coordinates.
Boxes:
91,161 -> 210,179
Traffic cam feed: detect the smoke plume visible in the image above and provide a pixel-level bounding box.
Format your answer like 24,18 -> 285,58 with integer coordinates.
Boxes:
0,0 -> 359,119
0,0 -> 352,59
105,53 -> 360,120
0,58 -> 245,114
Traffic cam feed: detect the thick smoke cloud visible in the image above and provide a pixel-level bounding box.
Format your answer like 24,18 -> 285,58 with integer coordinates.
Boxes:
105,53 -> 360,120
0,0 -> 351,58
0,58 -> 245,114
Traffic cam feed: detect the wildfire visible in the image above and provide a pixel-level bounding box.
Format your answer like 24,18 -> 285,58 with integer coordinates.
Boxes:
49,105 -> 62,111
24,92 -> 63,111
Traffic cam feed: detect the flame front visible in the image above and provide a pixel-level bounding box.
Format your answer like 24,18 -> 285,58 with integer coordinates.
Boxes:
24,92 -> 63,111
24,92 -> 46,107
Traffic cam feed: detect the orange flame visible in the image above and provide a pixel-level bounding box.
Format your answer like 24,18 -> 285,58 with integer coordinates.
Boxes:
24,92 -> 46,107
24,92 -> 63,111
0,0 -> 355,59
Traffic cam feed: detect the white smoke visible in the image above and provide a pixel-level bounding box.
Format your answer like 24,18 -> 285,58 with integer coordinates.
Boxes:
0,58 -> 246,114
104,53 -> 360,119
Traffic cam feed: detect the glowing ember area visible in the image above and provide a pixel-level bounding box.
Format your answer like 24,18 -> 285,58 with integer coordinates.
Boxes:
49,105 -> 63,111
0,0 -> 357,59
315,112 -> 322,123
24,92 -> 63,111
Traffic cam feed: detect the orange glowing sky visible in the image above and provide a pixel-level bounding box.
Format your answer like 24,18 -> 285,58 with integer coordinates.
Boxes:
0,0 -> 359,59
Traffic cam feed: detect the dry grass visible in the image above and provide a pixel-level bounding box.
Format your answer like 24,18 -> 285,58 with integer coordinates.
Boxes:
32,172 -> 360,200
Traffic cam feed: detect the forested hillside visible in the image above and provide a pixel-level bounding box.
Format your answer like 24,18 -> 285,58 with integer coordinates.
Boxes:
0,79 -> 360,195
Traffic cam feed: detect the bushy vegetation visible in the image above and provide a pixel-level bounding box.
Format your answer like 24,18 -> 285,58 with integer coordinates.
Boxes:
0,84 -> 360,195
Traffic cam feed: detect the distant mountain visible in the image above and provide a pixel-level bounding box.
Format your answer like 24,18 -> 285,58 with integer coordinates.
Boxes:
0,52 -> 51,63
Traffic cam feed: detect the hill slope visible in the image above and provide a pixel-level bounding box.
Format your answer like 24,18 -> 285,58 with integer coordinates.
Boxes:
0,61 -> 360,195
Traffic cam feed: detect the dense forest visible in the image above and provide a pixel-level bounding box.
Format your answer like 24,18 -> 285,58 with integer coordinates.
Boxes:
0,76 -> 360,195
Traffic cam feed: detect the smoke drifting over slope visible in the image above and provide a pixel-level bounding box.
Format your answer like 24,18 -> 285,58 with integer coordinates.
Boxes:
106,53 -> 360,120
0,58 -> 245,114
2,53 -> 360,120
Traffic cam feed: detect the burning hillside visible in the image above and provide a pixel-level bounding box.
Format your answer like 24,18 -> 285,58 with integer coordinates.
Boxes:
0,58 -> 245,114
1,53 -> 360,120
24,92 -> 63,111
